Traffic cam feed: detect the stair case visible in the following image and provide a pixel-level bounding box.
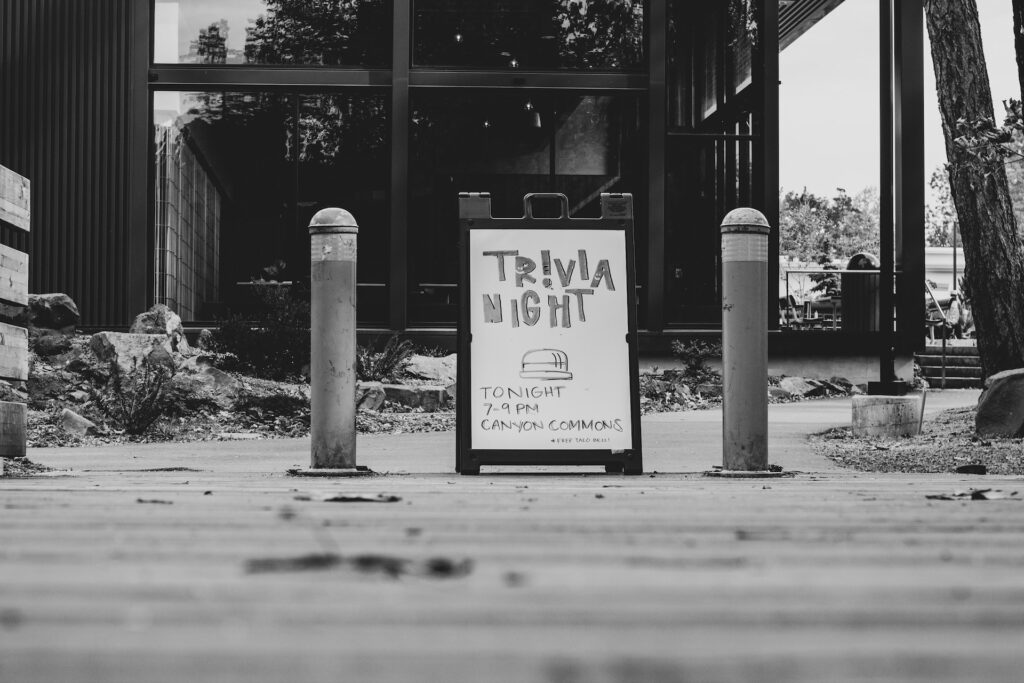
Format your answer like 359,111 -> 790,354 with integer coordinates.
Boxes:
915,341 -> 983,389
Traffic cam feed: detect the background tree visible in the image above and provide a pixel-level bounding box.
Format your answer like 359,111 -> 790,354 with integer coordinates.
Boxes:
244,0 -> 388,66
925,165 -> 960,247
191,21 -> 228,64
925,0 -> 1024,376
779,187 -> 879,265
555,0 -> 644,68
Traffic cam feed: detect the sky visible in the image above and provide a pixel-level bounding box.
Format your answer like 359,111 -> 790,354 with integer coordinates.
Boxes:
780,0 -> 1019,198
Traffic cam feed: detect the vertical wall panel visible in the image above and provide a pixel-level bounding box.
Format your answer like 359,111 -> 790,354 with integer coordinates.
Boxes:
0,0 -> 133,327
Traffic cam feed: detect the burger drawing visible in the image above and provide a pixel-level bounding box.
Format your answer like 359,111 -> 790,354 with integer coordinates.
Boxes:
519,349 -> 573,381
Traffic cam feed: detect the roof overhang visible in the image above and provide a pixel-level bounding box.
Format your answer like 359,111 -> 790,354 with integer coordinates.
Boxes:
779,0 -> 847,51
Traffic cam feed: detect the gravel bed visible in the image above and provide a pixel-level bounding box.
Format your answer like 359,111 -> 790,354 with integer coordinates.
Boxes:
814,406 -> 1024,475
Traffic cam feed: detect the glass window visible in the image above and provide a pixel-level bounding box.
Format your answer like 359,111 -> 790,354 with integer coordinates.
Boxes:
413,0 -> 645,70
664,116 -> 755,326
152,90 -> 389,324
153,0 -> 390,66
408,90 -> 645,326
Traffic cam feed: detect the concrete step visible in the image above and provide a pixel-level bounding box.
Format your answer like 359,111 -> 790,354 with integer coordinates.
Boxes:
920,365 -> 983,379
924,376 -> 983,389
921,344 -> 979,357
916,354 -> 981,367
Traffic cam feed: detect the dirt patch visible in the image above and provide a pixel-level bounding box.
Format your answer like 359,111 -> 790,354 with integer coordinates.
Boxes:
814,406 -> 1024,474
0,458 -> 54,478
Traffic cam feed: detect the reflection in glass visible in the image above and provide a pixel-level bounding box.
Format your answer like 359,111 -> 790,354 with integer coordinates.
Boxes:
152,91 -> 388,323
154,0 -> 389,66
414,0 -> 645,70
409,91 -> 644,325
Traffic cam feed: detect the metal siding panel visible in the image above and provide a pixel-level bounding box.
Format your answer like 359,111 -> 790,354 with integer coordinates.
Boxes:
0,0 -> 133,327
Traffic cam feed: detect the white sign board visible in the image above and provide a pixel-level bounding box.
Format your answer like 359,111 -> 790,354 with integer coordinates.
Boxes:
0,165 -> 30,232
469,228 -> 633,450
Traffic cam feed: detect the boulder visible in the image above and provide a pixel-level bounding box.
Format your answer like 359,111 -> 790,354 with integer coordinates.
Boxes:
196,366 -> 241,396
768,386 -> 793,400
829,376 -> 855,393
976,368 -> 1024,437
31,330 -> 73,357
25,293 -> 80,331
382,384 -> 449,412
60,408 -> 98,437
356,381 -> 387,411
695,383 -> 723,398
90,332 -> 175,373
130,304 -> 191,354
404,354 -> 457,386
778,376 -> 825,398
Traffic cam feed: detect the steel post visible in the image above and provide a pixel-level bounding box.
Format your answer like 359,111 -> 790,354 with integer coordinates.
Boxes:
309,208 -> 359,470
721,208 -> 770,471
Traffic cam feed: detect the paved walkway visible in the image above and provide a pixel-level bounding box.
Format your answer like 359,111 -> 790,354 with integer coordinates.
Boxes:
6,389 -> 1024,683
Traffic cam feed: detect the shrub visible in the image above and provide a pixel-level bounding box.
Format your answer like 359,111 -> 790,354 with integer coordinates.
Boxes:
357,334 -> 414,382
671,339 -> 722,386
210,283 -> 310,380
90,357 -> 175,435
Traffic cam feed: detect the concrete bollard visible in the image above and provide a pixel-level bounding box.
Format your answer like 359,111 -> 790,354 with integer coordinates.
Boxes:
309,208 -> 359,470
720,208 -> 770,471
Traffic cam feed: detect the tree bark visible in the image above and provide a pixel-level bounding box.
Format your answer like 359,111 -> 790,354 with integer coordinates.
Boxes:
1014,0 -> 1024,99
925,0 -> 1024,376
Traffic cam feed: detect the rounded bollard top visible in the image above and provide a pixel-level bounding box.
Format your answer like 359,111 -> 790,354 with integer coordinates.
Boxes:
720,207 -> 770,235
309,207 -> 358,232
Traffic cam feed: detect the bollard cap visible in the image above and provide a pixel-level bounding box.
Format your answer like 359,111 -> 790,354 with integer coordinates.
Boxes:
721,207 -> 770,235
309,207 -> 358,232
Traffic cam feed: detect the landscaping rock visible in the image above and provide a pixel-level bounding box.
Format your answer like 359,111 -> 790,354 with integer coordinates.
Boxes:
31,330 -> 72,357
405,354 -> 457,386
60,408 -> 98,437
25,293 -> 80,332
197,366 -> 241,396
382,384 -> 448,412
829,376 -> 855,393
769,386 -> 793,400
976,368 -> 1024,437
695,383 -> 723,398
357,381 -> 387,411
130,304 -> 191,354
778,376 -> 825,398
90,332 -> 175,373
68,390 -> 89,403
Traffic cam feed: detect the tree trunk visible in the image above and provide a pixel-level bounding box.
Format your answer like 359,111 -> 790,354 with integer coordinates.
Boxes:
925,0 -> 1024,376
1014,0 -> 1024,99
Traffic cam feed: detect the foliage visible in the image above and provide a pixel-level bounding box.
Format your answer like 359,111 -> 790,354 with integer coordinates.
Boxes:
90,358 -> 175,436
925,165 -> 961,247
952,99 -> 1024,171
210,283 -> 310,381
554,0 -> 645,69
778,188 -> 880,265
356,334 -> 414,382
191,21 -> 228,64
670,339 -> 722,386
244,0 -> 388,66
809,262 -> 841,298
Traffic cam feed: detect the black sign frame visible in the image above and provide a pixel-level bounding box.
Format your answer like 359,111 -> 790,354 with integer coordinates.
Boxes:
456,192 -> 643,475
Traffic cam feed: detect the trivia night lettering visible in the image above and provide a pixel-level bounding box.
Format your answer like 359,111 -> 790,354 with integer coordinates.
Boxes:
479,249 -> 615,328
468,228 -> 634,452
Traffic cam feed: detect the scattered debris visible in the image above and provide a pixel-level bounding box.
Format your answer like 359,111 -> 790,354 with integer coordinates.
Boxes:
595,493 -> 605,499
246,552 -> 473,578
136,498 -> 173,505
925,489 -> 1020,501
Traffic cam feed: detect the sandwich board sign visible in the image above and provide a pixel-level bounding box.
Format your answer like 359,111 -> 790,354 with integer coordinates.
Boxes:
456,192 -> 643,475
